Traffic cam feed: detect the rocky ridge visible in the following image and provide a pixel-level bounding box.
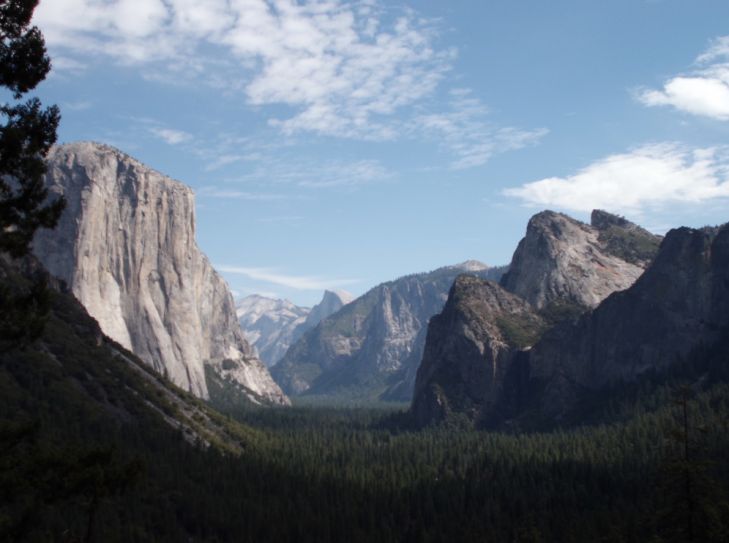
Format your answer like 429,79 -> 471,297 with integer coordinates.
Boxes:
33,142 -> 288,405
514,223 -> 729,424
236,289 -> 353,367
411,275 -> 546,426
500,210 -> 658,311
411,210 -> 664,426
272,262 -> 507,402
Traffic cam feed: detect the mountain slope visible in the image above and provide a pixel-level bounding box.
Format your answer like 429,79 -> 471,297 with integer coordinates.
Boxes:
509,222 -> 729,426
32,142 -> 287,405
411,210 -> 664,427
411,275 -> 546,426
236,290 -> 352,367
272,261 -> 507,402
0,254 -> 257,454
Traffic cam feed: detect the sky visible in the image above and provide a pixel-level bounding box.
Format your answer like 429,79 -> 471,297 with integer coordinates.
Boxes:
31,0 -> 729,306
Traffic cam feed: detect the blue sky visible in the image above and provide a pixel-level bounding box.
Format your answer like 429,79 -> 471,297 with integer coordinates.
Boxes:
32,0 -> 729,306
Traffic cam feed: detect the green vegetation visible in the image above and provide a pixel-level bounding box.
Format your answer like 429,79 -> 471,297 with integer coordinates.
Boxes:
598,224 -> 661,266
0,0 -> 65,258
4,279 -> 729,542
495,312 -> 548,349
2,254 -> 728,542
538,298 -> 588,325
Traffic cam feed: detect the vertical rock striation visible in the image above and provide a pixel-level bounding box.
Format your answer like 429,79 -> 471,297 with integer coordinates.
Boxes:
411,275 -> 545,427
33,142 -> 288,405
499,210 -> 658,311
272,262 -> 507,402
411,210 -> 664,426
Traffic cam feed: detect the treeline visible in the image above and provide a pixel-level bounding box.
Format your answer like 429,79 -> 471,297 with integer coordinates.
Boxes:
1,261 -> 729,541
3,335 -> 729,542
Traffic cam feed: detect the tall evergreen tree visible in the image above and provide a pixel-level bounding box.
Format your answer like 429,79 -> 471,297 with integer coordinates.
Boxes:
0,0 -> 64,258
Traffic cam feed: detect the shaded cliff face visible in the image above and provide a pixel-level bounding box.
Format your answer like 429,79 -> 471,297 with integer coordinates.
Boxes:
520,223 -> 729,423
500,210 -> 660,311
236,290 -> 352,367
410,210 -> 662,426
411,275 -> 546,427
33,142 -> 288,405
272,262 -> 507,402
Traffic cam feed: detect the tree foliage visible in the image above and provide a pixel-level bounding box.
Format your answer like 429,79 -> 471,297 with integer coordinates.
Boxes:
0,0 -> 63,258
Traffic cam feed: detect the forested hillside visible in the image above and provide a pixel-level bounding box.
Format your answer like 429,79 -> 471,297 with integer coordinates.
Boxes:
2,253 -> 728,541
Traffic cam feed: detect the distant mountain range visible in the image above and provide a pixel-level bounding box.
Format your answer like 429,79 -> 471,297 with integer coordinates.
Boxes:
271,261 -> 507,402
236,290 -> 353,367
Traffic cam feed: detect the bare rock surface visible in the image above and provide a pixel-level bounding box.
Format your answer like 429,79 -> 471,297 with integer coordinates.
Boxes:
272,262 -> 507,401
500,210 -> 659,310
236,289 -> 352,367
33,142 -> 288,405
411,275 -> 545,426
411,209 -> 664,426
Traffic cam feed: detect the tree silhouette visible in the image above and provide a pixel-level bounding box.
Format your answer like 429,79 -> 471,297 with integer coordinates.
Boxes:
655,385 -> 729,542
0,0 -> 64,258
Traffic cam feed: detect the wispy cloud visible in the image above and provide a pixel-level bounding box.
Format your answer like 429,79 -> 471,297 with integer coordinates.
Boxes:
148,127 -> 193,145
229,157 -> 392,189
414,88 -> 548,169
62,100 -> 93,111
504,143 -> 729,214
35,0 -> 451,140
256,216 -> 305,223
196,187 -> 291,201
216,265 -> 360,291
36,1 -> 545,167
637,36 -> 729,120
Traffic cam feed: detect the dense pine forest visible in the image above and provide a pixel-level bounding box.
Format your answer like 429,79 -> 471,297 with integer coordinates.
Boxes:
2,269 -> 729,542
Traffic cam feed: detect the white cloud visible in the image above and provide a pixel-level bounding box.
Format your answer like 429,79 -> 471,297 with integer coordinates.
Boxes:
413,89 -> 548,169
196,187 -> 290,201
35,0 -> 451,139
637,35 -> 729,120
148,127 -> 192,145
504,143 -> 729,213
216,265 -> 359,291
231,157 -> 391,188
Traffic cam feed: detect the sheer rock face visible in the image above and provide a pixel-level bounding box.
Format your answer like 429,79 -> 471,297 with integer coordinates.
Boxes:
272,262 -> 507,401
33,142 -> 288,405
522,223 -> 729,421
236,290 -> 352,367
410,210 -> 663,427
411,275 -> 545,427
500,210 -> 659,310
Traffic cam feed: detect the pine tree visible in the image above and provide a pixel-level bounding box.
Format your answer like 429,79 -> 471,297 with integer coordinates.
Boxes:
0,0 -> 64,258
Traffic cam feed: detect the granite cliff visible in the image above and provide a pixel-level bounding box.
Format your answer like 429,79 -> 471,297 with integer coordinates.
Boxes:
33,142 -> 288,405
411,210 -> 664,426
411,275 -> 546,426
272,261 -> 507,402
515,222 -> 729,424
500,210 -> 659,312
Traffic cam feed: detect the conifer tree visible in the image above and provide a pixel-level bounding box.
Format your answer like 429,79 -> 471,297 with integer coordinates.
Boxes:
0,0 -> 64,258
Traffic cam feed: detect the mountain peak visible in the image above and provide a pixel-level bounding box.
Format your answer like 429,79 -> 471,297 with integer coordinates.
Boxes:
590,209 -> 634,231
500,209 -> 652,310
322,289 -> 354,305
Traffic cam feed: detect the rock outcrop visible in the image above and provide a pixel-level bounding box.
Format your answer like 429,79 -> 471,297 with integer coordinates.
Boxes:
272,262 -> 507,402
236,289 -> 352,367
411,210 -> 663,426
518,223 -> 729,423
411,275 -> 546,426
499,210 -> 660,311
33,142 -> 288,405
